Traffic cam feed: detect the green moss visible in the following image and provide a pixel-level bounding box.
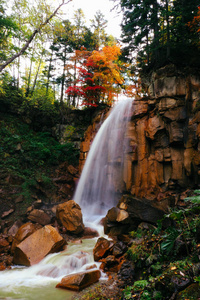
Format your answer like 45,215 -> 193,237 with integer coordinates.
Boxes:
176,283 -> 200,299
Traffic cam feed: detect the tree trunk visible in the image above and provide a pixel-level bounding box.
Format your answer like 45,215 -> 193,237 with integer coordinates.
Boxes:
60,45 -> 67,106
165,0 -> 170,58
31,54 -> 43,94
46,49 -> 53,96
152,0 -> 160,63
0,0 -> 71,72
26,50 -> 34,97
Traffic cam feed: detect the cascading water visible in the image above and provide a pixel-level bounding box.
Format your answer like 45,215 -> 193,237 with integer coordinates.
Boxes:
74,99 -> 133,219
0,239 -> 101,300
0,99 -> 132,300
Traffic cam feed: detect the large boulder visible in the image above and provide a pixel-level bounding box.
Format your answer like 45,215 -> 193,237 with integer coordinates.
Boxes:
93,237 -> 113,261
11,222 -> 41,254
104,195 -> 170,236
13,225 -> 66,266
56,270 -> 101,291
56,200 -> 84,234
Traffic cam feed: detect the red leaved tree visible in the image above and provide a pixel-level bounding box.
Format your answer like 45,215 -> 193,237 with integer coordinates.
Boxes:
66,44 -> 124,107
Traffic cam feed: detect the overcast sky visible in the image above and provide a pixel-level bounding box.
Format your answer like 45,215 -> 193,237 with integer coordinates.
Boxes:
63,0 -> 123,39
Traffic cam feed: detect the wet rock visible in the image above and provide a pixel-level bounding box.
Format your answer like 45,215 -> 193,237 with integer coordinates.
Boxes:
13,225 -> 66,266
15,195 -> 24,204
0,262 -> 6,271
0,238 -> 9,253
1,209 -> 14,219
8,220 -> 23,237
117,261 -> 135,287
112,241 -> 127,257
169,121 -> 184,144
107,207 -> 129,224
56,200 -> 84,235
104,207 -> 132,237
56,270 -> 101,291
118,195 -> 166,225
100,255 -> 119,273
93,237 -> 114,261
104,223 -> 131,237
67,165 -> 78,176
11,222 -> 41,254
146,115 -> 165,140
32,199 -> 43,209
82,227 -> 99,238
28,209 -> 51,226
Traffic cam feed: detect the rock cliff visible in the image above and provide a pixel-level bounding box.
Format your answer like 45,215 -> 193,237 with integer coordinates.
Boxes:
80,65 -> 200,213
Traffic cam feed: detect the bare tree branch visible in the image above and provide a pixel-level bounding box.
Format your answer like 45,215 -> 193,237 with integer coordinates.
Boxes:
0,0 -> 72,72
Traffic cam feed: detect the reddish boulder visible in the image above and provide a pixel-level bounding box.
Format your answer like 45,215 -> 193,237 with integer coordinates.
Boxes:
93,237 -> 113,261
56,200 -> 84,234
13,225 -> 66,266
56,270 -> 101,291
100,255 -> 119,273
8,220 -> 23,237
11,222 -> 41,254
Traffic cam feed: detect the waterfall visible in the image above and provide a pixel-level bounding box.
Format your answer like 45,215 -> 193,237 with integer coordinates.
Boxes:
0,100 -> 132,300
74,99 -> 133,218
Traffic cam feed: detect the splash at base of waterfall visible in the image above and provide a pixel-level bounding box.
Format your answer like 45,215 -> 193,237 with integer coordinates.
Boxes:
74,100 -> 133,218
0,238 -> 103,300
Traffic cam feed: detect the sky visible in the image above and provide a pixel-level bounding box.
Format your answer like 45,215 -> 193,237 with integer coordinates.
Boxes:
62,0 -> 123,39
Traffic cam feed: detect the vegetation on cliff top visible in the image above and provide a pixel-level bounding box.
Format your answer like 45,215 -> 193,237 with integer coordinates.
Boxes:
115,0 -> 200,72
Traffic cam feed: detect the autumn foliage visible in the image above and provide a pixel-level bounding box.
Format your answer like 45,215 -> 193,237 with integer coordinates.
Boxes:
187,6 -> 200,47
66,45 -> 124,107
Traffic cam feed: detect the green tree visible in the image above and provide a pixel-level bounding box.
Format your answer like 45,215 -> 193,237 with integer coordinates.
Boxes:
90,10 -> 108,50
0,0 -> 71,72
118,0 -> 199,70
170,0 -> 199,60
0,1 -> 18,64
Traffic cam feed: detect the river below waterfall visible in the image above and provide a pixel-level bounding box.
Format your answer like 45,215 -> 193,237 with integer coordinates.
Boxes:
0,237 -> 101,300
0,100 -> 132,299
0,220 -> 104,300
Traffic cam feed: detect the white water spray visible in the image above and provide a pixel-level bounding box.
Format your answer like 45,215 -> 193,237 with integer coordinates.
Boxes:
0,239 -> 100,300
74,99 -> 133,217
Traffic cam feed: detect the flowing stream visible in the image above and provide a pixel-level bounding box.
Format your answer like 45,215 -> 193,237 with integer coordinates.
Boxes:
0,100 -> 132,300
0,238 -> 99,300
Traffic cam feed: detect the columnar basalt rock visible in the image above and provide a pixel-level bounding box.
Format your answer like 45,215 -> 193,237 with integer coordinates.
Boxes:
123,65 -> 200,208
79,108 -> 110,172
79,65 -> 200,213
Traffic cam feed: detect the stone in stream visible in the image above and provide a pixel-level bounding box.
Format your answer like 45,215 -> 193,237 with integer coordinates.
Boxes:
56,270 -> 101,291
56,200 -> 84,235
93,237 -> 114,261
13,225 -> 66,266
11,222 -> 42,254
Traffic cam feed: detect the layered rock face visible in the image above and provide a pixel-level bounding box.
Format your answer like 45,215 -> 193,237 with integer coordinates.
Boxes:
124,65 -> 200,207
80,65 -> 200,212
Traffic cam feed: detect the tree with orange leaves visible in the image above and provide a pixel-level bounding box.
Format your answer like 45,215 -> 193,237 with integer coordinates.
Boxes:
85,44 -> 124,105
188,6 -> 200,47
66,44 -> 124,107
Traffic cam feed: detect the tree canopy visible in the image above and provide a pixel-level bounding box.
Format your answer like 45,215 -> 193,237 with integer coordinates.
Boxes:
118,0 -> 200,71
